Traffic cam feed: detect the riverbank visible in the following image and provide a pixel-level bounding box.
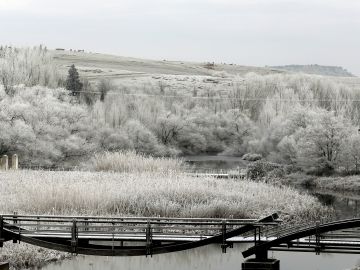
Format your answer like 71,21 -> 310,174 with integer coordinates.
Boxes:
283,173 -> 360,192
0,242 -> 70,270
0,170 -> 330,269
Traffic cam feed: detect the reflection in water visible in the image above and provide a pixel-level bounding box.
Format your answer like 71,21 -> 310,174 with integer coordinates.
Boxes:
314,193 -> 336,206
43,244 -> 360,270
310,190 -> 360,219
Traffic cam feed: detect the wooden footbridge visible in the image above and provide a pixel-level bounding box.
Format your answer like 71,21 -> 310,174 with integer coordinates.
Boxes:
0,213 -> 279,256
1,213 -> 360,269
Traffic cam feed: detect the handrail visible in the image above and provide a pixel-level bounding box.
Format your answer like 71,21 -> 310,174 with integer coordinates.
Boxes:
242,217 -> 360,258
1,214 -> 281,227
0,213 -> 258,222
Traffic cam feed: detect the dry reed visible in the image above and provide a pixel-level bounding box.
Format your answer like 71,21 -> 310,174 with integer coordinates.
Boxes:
90,151 -> 185,174
0,170 -> 329,221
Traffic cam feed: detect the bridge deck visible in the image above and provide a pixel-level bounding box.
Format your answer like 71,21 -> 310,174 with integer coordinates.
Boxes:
0,213 -> 279,256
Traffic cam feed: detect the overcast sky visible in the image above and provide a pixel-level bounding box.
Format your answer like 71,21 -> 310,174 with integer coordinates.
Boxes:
1,0 -> 359,75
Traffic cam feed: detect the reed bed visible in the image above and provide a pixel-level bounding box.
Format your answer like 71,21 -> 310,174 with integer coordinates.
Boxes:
90,151 -> 185,174
0,242 -> 69,270
0,170 -> 329,221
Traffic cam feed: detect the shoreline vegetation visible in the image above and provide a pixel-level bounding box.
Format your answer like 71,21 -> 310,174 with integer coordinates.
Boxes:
282,173 -> 360,193
245,160 -> 360,193
0,152 -> 331,270
0,243 -> 70,270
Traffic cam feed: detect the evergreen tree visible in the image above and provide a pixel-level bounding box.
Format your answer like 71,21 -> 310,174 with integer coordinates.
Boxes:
66,64 -> 83,96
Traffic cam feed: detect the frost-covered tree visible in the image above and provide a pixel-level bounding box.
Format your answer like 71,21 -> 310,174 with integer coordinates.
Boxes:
0,85 -> 96,166
0,46 -> 62,94
277,135 -> 298,165
296,110 -> 350,174
97,78 -> 112,102
155,114 -> 187,145
80,78 -> 96,106
339,134 -> 360,173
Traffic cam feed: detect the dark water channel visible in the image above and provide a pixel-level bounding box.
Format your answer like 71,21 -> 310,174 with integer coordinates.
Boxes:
183,155 -> 249,172
308,188 -> 360,220
43,157 -> 360,270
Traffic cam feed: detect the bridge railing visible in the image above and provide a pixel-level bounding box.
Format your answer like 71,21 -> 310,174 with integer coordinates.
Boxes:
1,214 -> 281,242
242,217 -> 360,259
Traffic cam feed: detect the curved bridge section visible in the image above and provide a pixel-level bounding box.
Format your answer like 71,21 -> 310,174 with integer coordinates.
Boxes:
0,213 -> 279,256
243,218 -> 360,258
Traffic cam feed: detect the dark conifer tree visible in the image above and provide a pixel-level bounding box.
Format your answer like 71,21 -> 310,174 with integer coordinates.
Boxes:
65,64 -> 83,96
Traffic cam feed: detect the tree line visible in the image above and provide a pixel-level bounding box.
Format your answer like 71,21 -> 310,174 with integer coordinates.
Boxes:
1,46 -> 360,175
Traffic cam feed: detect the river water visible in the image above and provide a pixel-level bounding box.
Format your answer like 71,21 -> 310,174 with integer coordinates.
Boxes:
43,244 -> 360,270
43,156 -> 360,270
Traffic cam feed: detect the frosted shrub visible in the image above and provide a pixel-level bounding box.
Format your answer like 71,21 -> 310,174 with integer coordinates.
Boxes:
242,153 -> 262,161
247,161 -> 284,180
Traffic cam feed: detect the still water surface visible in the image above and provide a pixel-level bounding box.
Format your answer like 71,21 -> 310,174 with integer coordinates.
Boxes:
43,156 -> 360,270
43,244 -> 360,270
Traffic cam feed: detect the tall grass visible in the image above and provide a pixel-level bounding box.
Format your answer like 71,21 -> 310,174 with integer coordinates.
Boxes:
0,242 -> 69,270
90,151 -> 185,174
0,170 -> 329,221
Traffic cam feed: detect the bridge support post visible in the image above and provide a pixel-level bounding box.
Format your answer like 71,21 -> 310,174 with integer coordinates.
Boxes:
0,262 -> 9,270
146,220 -> 153,257
71,219 -> 78,254
0,216 -> 4,247
242,249 -> 279,270
12,212 -> 18,243
242,258 -> 280,270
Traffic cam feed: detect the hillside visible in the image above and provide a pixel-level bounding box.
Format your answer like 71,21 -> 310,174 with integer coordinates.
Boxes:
52,50 -> 285,79
51,50 -> 360,104
50,51 -> 291,97
270,64 -> 354,77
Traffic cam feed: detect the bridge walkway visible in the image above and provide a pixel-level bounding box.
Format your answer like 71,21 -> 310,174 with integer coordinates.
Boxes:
0,213 -> 279,256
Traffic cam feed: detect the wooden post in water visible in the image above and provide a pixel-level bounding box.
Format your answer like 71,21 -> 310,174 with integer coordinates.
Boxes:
11,154 -> 18,170
0,155 -> 8,171
71,219 -> 78,254
13,212 -> 18,243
